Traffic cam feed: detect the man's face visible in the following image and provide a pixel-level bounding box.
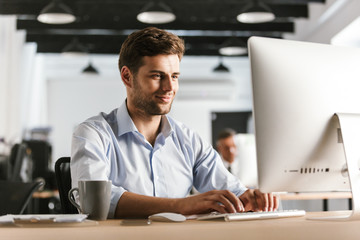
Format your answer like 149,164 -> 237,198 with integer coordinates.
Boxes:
129,54 -> 180,116
217,136 -> 237,164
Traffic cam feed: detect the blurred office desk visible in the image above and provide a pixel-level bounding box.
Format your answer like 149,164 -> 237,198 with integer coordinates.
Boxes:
30,190 -> 60,214
280,192 -> 352,211
280,192 -> 352,201
2,211 -> 359,240
32,190 -> 59,199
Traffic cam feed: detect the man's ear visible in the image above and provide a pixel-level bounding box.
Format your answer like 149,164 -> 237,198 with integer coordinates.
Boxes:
121,66 -> 133,88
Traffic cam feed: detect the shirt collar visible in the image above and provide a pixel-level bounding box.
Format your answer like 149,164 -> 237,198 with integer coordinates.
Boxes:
116,100 -> 174,138
222,159 -> 232,168
159,115 -> 174,138
117,100 -> 138,137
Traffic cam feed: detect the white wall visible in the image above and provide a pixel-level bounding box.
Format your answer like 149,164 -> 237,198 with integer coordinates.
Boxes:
47,76 -> 126,164
45,54 -> 252,164
285,0 -> 360,44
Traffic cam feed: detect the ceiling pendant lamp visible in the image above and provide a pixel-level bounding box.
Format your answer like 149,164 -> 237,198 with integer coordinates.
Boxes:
213,58 -> 230,73
82,60 -> 99,74
219,37 -> 247,56
237,0 -> 275,24
137,2 -> 176,24
37,0 -> 76,24
61,38 -> 88,56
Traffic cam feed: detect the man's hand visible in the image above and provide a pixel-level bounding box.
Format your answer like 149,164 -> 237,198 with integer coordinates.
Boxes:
239,189 -> 279,212
176,189 -> 279,215
176,190 -> 245,215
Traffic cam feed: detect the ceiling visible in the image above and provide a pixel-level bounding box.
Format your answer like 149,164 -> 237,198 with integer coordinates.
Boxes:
0,0 -> 326,56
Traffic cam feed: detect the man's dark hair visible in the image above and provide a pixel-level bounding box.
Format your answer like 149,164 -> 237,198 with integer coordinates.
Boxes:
118,27 -> 185,74
217,128 -> 237,141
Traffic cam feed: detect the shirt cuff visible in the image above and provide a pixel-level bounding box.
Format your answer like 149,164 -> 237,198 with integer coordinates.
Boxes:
108,186 -> 127,219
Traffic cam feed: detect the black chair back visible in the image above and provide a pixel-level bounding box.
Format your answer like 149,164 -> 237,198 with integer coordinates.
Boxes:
9,143 -> 30,181
55,157 -> 78,214
0,179 -> 44,215
0,154 -> 10,180
23,140 -> 51,179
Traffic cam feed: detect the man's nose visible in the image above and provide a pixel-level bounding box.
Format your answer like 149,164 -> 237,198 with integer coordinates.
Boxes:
229,147 -> 237,154
162,75 -> 174,91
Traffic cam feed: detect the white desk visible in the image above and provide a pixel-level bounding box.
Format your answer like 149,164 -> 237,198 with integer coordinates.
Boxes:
1,211 -> 359,240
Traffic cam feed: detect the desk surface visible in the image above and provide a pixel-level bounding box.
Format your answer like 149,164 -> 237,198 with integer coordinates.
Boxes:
1,211 -> 359,240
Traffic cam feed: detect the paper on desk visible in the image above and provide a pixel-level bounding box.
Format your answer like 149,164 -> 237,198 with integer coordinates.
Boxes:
0,214 -> 88,224
0,215 -> 14,224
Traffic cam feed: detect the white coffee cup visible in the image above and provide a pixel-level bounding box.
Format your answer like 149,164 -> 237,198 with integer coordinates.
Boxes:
68,180 -> 112,220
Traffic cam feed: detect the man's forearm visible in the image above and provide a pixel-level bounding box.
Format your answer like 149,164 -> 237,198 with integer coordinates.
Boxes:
113,190 -> 247,219
114,191 -> 180,218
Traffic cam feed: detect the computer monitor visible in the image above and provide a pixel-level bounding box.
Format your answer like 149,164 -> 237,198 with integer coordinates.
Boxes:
248,37 -> 360,220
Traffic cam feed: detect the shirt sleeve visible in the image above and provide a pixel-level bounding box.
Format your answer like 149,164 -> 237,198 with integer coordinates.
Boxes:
70,122 -> 126,219
191,132 -> 248,197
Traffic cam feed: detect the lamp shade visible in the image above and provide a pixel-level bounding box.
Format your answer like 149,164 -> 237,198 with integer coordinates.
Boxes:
82,61 -> 99,74
62,38 -> 88,56
237,1 -> 275,24
219,37 -> 247,56
213,59 -> 230,72
137,2 -> 176,24
37,0 -> 76,24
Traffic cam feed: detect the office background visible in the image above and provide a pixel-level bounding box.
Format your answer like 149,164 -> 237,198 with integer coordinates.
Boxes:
2,0 -> 360,163
0,0 -> 360,213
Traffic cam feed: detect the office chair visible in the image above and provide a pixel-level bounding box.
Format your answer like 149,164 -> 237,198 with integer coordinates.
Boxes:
55,157 -> 78,214
9,143 -> 31,182
23,140 -> 52,179
0,179 -> 45,215
0,155 -> 10,180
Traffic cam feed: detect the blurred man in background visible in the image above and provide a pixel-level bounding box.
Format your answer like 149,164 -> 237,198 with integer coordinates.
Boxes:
216,128 -> 238,174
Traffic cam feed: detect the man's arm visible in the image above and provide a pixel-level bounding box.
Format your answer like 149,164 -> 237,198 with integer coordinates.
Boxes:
115,190 -> 245,218
114,189 -> 279,218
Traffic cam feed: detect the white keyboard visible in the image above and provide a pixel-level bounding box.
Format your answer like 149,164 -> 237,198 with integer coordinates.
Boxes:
196,210 -> 306,221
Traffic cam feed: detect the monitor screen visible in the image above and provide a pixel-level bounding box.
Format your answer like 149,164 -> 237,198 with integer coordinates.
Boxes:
248,37 -> 360,193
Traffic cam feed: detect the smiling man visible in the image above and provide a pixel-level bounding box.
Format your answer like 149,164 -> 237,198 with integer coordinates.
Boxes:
70,27 -> 278,219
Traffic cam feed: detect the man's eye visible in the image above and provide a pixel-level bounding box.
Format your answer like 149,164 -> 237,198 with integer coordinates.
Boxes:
152,74 -> 162,79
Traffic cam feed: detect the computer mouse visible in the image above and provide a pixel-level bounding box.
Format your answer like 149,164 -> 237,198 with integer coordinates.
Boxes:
148,212 -> 186,222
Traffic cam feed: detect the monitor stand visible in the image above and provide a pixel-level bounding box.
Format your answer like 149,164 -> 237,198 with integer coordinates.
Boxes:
307,113 -> 360,221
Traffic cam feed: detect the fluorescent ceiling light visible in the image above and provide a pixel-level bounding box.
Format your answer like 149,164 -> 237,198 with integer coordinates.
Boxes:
37,0 -> 76,24
137,2 -> 176,24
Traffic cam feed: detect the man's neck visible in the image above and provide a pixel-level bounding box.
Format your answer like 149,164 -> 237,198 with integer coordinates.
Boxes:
127,104 -> 162,146
223,158 -> 234,165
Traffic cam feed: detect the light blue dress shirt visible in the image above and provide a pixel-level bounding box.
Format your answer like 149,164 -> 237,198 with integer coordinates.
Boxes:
71,101 -> 247,218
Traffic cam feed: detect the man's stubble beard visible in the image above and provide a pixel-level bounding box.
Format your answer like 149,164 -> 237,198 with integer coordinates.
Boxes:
132,76 -> 174,116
